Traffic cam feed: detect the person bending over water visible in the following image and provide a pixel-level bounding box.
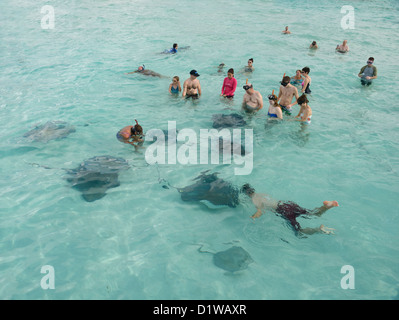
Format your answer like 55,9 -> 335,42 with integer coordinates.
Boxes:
116,120 -> 144,149
182,70 -> 201,99
241,184 -> 338,235
277,76 -> 299,115
282,26 -> 291,34
242,83 -> 263,112
126,65 -> 164,78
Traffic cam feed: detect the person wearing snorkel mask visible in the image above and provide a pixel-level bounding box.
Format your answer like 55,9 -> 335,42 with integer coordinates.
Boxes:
125,65 -> 164,78
116,120 -> 144,149
277,76 -> 299,116
267,93 -> 283,120
242,83 -> 263,112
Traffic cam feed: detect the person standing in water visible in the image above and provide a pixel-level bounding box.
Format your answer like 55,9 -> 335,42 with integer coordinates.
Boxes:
242,83 -> 263,112
336,40 -> 349,53
169,76 -> 181,94
241,184 -> 338,236
301,67 -> 312,94
294,94 -> 312,125
220,68 -> 237,98
277,75 -> 299,115
267,92 -> 283,120
358,57 -> 377,86
182,70 -> 202,99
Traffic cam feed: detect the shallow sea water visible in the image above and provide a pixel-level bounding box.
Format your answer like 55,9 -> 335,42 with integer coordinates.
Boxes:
0,0 -> 398,299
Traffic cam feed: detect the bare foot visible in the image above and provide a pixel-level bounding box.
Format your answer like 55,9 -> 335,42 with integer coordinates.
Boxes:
323,200 -> 339,208
251,210 -> 263,219
320,224 -> 335,235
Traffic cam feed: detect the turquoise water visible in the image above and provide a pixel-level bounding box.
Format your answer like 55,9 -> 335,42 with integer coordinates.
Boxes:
1,0 -> 398,300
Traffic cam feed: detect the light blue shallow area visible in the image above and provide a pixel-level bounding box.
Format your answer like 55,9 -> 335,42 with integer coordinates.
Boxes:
0,0 -> 398,299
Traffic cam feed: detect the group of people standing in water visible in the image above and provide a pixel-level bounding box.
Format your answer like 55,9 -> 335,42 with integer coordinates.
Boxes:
116,34 -> 380,235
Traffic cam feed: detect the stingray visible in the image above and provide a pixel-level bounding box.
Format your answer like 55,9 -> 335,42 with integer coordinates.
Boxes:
66,155 -> 129,202
23,121 -> 76,143
198,245 -> 253,273
178,171 -> 239,208
212,113 -> 247,129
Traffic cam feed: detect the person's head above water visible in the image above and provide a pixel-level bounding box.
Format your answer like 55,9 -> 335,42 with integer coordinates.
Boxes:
297,94 -> 309,106
227,68 -> 234,78
281,75 -> 291,86
190,70 -> 200,77
137,65 -> 145,72
301,67 -> 310,75
241,183 -> 255,196
247,58 -> 254,65
173,43 -> 178,49
243,83 -> 253,92
131,119 -> 143,136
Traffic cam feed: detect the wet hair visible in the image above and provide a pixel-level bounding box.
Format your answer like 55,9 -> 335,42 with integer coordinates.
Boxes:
368,57 -> 374,61
173,76 -> 179,81
241,183 -> 255,196
227,68 -> 234,74
131,119 -> 143,135
282,76 -> 291,83
312,41 -> 317,45
302,67 -> 310,74
297,94 -> 309,106
248,58 -> 254,63
173,43 -> 178,49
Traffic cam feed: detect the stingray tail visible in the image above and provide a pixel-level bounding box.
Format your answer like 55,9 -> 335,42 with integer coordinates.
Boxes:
197,244 -> 214,255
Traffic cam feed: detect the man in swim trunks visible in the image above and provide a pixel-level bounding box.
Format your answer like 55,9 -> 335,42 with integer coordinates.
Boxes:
116,120 -> 144,149
241,184 -> 339,236
182,70 -> 202,99
336,40 -> 349,53
242,83 -> 263,112
277,76 -> 299,115
358,57 -> 377,86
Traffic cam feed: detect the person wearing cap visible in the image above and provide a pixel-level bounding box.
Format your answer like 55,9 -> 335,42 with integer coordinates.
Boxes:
242,83 -> 263,112
116,120 -> 144,149
358,57 -> 377,86
277,75 -> 299,115
182,70 -> 202,99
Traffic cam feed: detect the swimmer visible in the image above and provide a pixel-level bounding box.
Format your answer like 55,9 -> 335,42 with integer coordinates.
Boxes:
241,184 -> 339,236
168,43 -> 178,54
336,40 -> 349,53
309,41 -> 318,49
116,120 -> 144,149
169,76 -> 181,94
242,83 -> 263,112
182,70 -> 201,99
267,92 -> 283,120
358,57 -> 377,86
282,26 -> 291,34
277,76 -> 299,115
301,67 -> 312,94
220,68 -> 237,98
217,63 -> 225,73
126,65 -> 165,78
294,94 -> 312,125
243,58 -> 254,73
